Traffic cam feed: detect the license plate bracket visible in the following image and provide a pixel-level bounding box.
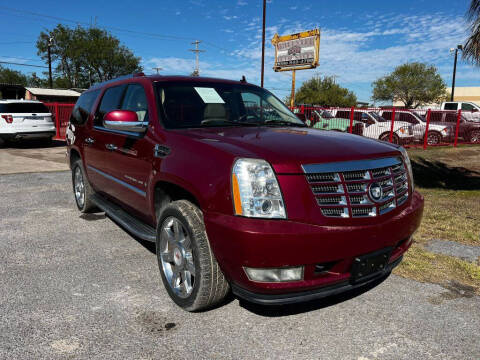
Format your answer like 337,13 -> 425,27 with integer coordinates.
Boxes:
350,248 -> 392,283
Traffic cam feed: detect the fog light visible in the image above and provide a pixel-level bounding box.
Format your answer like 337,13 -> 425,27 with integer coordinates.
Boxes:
244,266 -> 303,282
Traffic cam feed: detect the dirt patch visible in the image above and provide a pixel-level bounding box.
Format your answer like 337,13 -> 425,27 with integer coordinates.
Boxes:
135,310 -> 177,335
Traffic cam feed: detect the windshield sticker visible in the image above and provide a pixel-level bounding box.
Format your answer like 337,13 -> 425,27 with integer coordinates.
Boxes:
194,87 -> 225,104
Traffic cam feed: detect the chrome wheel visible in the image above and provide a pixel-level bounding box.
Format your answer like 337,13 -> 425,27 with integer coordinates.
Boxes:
159,216 -> 195,298
74,166 -> 85,208
470,131 -> 480,143
427,133 -> 440,145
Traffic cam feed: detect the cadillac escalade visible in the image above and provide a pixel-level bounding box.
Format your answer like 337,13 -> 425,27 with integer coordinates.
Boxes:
66,73 -> 424,311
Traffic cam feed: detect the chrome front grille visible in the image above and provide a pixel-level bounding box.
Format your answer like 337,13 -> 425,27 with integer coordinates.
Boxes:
302,157 -> 410,218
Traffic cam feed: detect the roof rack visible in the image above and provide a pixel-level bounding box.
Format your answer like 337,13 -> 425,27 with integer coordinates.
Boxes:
89,72 -> 145,90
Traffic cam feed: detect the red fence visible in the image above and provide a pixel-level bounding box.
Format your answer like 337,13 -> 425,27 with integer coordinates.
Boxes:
44,102 -> 75,141
291,106 -> 480,149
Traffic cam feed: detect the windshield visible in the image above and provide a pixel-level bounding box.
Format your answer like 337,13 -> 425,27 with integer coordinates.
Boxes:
368,111 -> 387,122
154,82 -> 304,129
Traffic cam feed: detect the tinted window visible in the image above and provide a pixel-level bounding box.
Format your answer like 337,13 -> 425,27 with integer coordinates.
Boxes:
0,102 -> 50,113
461,103 -> 475,111
95,85 -> 126,126
336,110 -> 350,119
121,84 -> 149,122
382,111 -> 392,120
399,113 -> 416,124
70,90 -> 100,125
444,103 -> 457,110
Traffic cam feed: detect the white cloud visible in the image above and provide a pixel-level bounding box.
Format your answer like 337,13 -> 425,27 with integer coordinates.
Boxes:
237,0 -> 248,6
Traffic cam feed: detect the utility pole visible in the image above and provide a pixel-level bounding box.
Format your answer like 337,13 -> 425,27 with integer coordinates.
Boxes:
189,40 -> 205,76
450,44 -> 463,102
47,37 -> 53,89
290,70 -> 296,108
152,67 -> 163,74
261,0 -> 266,87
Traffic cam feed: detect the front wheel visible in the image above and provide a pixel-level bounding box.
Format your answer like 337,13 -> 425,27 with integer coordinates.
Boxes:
426,132 -> 441,145
469,130 -> 480,143
379,133 -> 399,144
156,200 -> 229,311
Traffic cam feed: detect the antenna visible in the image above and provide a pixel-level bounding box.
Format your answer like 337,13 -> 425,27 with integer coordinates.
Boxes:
189,40 -> 205,76
152,67 -> 163,74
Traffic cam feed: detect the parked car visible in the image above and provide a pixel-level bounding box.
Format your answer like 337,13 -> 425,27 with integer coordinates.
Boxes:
309,110 -> 364,135
441,101 -> 480,122
335,110 -> 414,144
0,100 -> 55,146
67,74 -> 424,311
428,110 -> 480,143
377,109 -> 453,145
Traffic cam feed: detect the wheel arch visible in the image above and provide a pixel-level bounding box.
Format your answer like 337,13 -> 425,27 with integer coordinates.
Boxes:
153,180 -> 201,223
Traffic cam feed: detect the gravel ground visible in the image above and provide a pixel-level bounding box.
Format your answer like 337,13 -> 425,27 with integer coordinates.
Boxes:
1,171 -> 479,360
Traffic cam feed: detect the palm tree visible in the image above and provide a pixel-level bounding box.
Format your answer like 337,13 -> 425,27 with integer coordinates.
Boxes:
464,0 -> 480,64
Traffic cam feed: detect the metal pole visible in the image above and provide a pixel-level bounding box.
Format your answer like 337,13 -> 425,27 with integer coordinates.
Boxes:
47,38 -> 53,89
451,48 -> 458,102
290,70 -> 296,108
261,0 -> 266,87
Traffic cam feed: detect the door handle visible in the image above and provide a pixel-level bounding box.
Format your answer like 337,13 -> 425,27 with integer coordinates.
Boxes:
84,137 -> 95,144
105,144 -> 118,151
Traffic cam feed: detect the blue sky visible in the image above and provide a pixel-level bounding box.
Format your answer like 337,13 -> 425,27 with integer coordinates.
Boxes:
0,0 -> 477,103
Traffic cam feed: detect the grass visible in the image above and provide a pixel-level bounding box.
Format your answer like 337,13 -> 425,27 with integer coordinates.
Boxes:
392,145 -> 480,293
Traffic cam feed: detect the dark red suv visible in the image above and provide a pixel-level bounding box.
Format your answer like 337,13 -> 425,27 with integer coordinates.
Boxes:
67,74 -> 424,311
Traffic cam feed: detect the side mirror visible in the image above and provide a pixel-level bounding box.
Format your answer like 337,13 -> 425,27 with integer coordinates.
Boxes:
103,110 -> 147,133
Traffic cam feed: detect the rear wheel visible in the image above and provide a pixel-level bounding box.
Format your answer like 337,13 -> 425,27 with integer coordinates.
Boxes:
426,132 -> 441,145
71,159 -> 97,213
156,200 -> 229,311
469,130 -> 480,143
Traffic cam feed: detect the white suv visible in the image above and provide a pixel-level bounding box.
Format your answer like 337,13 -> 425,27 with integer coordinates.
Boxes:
0,100 -> 56,145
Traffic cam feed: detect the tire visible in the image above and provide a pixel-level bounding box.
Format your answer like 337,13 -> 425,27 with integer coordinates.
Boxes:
156,200 -> 229,311
71,159 -> 97,213
379,133 -> 399,144
469,130 -> 480,143
426,132 -> 441,145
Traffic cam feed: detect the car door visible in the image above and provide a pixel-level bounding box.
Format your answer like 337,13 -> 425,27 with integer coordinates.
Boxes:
83,84 -> 127,197
100,83 -> 154,222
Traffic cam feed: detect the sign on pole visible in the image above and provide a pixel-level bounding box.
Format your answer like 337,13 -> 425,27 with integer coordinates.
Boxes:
271,29 -> 320,72
271,29 -> 320,107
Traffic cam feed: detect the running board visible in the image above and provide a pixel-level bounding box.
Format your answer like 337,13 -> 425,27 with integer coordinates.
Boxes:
91,194 -> 156,242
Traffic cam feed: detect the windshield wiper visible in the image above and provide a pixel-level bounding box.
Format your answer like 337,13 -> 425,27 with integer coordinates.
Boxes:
201,119 -> 259,127
263,120 -> 307,127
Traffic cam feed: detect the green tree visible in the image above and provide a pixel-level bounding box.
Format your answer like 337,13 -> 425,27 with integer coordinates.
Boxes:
372,62 -> 446,108
36,24 -> 142,88
0,65 -> 28,85
464,0 -> 480,64
290,76 -> 357,107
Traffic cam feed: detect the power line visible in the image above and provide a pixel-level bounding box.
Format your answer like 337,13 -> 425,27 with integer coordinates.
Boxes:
0,61 -> 48,68
0,56 -> 43,63
0,41 -> 34,45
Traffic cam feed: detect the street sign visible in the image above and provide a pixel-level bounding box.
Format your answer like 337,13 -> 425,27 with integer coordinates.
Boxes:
271,29 -> 320,72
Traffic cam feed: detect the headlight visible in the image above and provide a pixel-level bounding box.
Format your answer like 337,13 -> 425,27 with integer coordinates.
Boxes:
232,158 -> 286,218
399,147 -> 414,193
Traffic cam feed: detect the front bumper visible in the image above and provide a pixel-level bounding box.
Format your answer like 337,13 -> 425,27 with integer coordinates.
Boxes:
232,256 -> 403,305
204,191 -> 423,301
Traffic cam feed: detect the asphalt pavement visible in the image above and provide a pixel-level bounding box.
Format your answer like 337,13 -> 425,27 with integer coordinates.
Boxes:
0,171 -> 479,359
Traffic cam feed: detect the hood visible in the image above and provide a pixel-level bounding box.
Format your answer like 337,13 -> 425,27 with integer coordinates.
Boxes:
176,126 -> 401,174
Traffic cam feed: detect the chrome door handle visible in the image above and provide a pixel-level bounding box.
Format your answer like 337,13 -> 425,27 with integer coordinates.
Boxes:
84,137 -> 95,144
105,144 -> 118,151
